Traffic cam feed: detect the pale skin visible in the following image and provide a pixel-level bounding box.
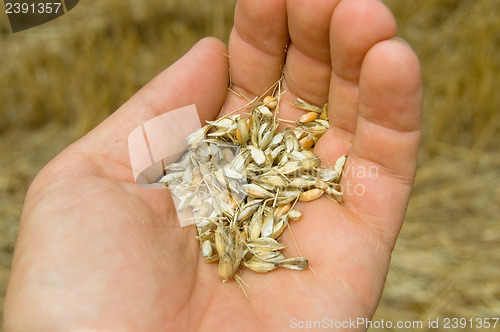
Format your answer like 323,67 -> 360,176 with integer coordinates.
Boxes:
4,0 -> 422,331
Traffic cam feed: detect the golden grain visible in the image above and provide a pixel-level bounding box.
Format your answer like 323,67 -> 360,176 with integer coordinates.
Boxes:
299,188 -> 324,202
263,95 -> 278,109
299,135 -> 315,149
298,111 -> 319,123
274,203 -> 292,217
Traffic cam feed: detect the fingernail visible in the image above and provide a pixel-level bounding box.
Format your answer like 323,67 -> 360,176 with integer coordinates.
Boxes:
391,36 -> 412,48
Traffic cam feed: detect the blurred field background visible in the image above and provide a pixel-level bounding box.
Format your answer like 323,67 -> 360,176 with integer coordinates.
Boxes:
0,0 -> 499,330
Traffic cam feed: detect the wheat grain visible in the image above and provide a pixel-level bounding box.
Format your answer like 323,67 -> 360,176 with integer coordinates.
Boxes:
160,93 -> 347,283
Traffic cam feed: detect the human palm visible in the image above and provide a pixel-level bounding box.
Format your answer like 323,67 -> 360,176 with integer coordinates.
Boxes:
4,0 -> 422,331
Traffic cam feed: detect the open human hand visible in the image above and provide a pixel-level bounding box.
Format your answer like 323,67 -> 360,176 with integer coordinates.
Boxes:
4,0 -> 422,331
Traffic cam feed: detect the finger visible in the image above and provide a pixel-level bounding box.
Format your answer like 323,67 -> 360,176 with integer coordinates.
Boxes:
68,37 -> 229,174
223,0 -> 288,113
342,39 -> 423,244
315,0 -> 397,158
278,0 -> 340,121
284,0 -> 340,103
